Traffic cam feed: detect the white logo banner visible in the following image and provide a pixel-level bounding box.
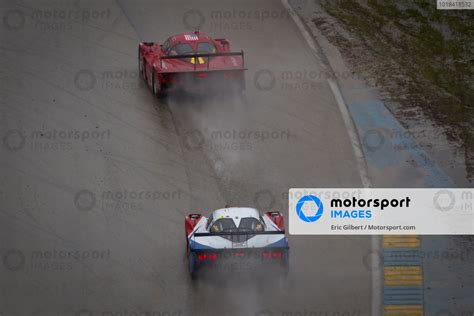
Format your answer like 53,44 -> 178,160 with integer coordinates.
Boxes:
289,188 -> 474,235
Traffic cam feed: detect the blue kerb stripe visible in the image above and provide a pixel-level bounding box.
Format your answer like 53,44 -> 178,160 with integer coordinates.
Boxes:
348,99 -> 453,187
384,286 -> 423,305
384,249 -> 423,266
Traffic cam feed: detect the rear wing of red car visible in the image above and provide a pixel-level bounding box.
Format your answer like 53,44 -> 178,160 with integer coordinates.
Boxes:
160,51 -> 246,71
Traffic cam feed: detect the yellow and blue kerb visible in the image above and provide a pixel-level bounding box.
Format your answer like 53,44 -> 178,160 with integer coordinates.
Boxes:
383,235 -> 423,316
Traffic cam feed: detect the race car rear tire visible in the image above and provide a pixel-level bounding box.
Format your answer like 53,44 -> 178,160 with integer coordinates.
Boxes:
138,48 -> 146,80
152,71 -> 167,99
152,71 -> 161,96
281,250 -> 290,276
188,252 -> 198,279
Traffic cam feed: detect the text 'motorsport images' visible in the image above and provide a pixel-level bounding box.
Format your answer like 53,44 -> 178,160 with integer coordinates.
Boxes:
1,1 -> 473,316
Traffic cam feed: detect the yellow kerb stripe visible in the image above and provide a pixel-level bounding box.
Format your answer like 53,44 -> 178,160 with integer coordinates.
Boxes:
384,235 -> 420,248
384,305 -> 423,316
384,266 -> 423,286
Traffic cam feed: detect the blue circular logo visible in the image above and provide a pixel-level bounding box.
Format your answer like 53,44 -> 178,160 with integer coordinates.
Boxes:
296,195 -> 324,222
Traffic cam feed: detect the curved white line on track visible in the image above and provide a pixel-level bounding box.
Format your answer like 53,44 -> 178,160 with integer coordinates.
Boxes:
280,0 -> 381,315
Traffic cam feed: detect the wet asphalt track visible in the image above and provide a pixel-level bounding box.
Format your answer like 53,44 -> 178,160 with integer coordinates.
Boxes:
0,0 -> 371,315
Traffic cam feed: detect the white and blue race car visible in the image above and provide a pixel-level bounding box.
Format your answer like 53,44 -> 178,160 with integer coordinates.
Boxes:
185,207 -> 289,277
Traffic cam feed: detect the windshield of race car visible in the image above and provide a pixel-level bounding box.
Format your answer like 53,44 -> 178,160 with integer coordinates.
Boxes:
197,42 -> 216,54
210,218 -> 236,233
168,42 -> 217,56
210,217 -> 264,233
239,218 -> 264,232
168,43 -> 193,56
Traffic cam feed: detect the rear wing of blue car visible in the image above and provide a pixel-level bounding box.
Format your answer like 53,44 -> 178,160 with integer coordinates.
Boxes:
191,230 -> 287,249
193,230 -> 285,237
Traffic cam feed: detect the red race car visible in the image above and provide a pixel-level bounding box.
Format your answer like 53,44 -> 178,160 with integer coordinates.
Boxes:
138,31 -> 246,97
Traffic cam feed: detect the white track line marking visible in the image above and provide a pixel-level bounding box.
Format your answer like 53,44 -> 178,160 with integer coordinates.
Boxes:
327,80 -> 371,187
281,0 -> 381,315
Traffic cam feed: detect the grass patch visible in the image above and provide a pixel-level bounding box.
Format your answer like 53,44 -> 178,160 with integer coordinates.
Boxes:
322,0 -> 474,178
